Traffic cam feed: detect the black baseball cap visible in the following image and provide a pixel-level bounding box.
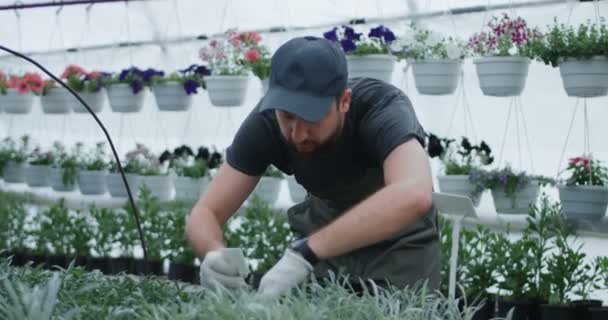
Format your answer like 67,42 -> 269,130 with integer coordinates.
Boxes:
259,36 -> 348,123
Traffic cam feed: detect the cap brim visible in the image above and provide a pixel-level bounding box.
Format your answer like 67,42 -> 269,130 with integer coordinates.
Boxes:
259,85 -> 334,123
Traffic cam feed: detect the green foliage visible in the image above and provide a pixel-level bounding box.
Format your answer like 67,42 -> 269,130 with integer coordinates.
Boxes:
533,18 -> 608,67
426,133 -> 494,176
468,165 -> 555,200
165,202 -> 195,265
172,159 -> 208,179
79,142 -> 110,171
89,206 -> 120,257
263,165 -> 284,178
562,155 -> 608,187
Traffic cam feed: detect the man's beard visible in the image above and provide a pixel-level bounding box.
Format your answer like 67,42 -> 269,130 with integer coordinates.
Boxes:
288,123 -> 343,160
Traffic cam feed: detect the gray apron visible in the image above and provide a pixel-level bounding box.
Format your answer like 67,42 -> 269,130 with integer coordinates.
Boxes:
286,167 -> 441,291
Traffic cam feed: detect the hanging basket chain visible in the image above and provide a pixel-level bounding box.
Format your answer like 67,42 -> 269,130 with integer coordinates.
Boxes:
556,98 -> 580,181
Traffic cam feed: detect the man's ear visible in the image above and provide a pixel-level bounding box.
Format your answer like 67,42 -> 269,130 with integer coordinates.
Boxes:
339,88 -> 352,113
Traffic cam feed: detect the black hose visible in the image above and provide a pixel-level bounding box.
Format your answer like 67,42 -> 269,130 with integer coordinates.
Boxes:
0,44 -> 148,261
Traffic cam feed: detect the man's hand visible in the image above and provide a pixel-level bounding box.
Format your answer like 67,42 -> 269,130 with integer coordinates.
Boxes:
200,248 -> 250,291
257,249 -> 313,298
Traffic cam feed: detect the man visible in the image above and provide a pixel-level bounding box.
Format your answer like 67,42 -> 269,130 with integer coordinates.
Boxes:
186,36 -> 440,298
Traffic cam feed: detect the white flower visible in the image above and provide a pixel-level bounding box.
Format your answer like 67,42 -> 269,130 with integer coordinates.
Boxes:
425,31 -> 442,47
445,43 -> 462,60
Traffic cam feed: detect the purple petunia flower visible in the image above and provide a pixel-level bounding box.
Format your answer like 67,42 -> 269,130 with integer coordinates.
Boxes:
194,66 -> 211,76
130,80 -> 143,94
383,29 -> 396,42
183,79 -> 199,95
368,25 -> 386,38
142,69 -> 164,82
343,25 -> 362,41
323,27 -> 338,42
340,39 -> 356,52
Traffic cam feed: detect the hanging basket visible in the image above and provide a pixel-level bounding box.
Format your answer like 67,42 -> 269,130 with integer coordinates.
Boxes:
250,176 -> 282,205
41,87 -> 78,114
346,54 -> 396,83
152,82 -> 193,111
76,170 -> 108,195
491,181 -> 540,214
437,175 -> 481,207
205,75 -> 249,107
49,168 -> 78,192
106,173 -> 141,198
2,161 -> 26,183
558,185 -> 608,221
25,164 -> 50,187
107,84 -> 146,113
0,89 -> 35,114
473,56 -> 530,96
73,89 -> 107,113
410,59 -> 462,95
559,56 -> 608,98
287,175 -> 307,203
174,176 -> 210,201
141,175 -> 174,202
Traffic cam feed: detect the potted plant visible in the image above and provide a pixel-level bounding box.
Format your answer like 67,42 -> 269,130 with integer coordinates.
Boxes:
150,64 -> 210,111
533,18 -> 608,97
250,165 -> 284,205
106,144 -> 150,198
392,22 -> 469,95
88,205 -> 118,274
427,133 -> 494,206
40,65 -> 92,114
108,208 -> 137,275
469,165 -> 555,214
76,142 -> 110,195
199,29 -> 252,107
0,72 -> 43,114
106,67 -> 161,112
169,145 -> 211,202
589,257 -> 608,319
68,68 -> 110,114
468,12 -> 542,96
557,154 -> 608,221
24,146 -> 53,188
139,148 -> 173,202
323,24 -> 397,82
49,141 -> 81,192
1,135 -> 30,183
167,203 -> 198,283
238,32 -> 272,94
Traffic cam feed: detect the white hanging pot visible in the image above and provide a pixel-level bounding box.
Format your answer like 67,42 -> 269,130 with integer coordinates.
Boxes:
558,185 -> 608,221
41,87 -> 78,114
107,83 -> 146,113
250,176 -> 282,205
205,75 -> 249,107
49,167 -> 78,192
260,78 -> 269,95
174,176 -> 210,201
2,161 -> 26,183
25,164 -> 50,187
73,88 -> 106,113
287,175 -> 307,203
437,175 -> 481,207
491,180 -> 540,214
152,81 -> 193,111
106,172 -> 141,198
559,56 -> 608,98
346,54 -> 396,83
0,89 -> 34,114
141,175 -> 174,202
410,59 -> 462,95
77,170 -> 108,195
473,56 -> 530,96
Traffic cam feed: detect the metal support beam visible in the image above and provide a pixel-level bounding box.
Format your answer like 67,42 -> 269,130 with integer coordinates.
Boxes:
0,0 -> 153,11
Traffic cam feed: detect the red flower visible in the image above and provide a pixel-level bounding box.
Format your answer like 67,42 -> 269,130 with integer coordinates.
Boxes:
244,49 -> 260,62
17,80 -> 30,94
30,78 -> 44,93
24,72 -> 42,84
61,65 -> 86,79
88,71 -> 101,79
0,72 -> 6,81
8,76 -> 20,88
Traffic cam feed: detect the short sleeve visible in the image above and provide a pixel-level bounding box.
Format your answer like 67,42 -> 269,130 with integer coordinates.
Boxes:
225,110 -> 275,176
358,85 -> 426,165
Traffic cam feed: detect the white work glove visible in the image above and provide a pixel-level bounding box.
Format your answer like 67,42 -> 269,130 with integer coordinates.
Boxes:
199,247 -> 250,291
257,248 -> 313,298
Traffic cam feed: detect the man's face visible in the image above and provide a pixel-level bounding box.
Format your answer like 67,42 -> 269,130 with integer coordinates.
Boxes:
275,90 -> 351,158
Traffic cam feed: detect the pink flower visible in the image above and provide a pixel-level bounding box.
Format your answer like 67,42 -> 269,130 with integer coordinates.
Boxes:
24,73 -> 42,84
61,65 -> 86,79
8,76 -> 20,88
199,47 -> 211,62
17,80 -> 30,94
88,71 -> 101,79
0,72 -> 5,81
487,36 -> 497,49
209,40 -> 219,48
244,49 -> 260,62
30,79 -> 45,94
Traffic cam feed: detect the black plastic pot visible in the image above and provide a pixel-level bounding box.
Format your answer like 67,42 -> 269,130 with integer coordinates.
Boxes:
0,250 -> 23,267
471,297 -> 496,320
23,253 -> 47,268
65,255 -> 88,269
86,257 -> 110,274
571,300 -> 603,320
590,306 -> 608,320
496,297 -> 545,320
45,254 -> 68,270
541,304 -> 578,320
133,259 -> 163,276
108,257 -> 134,275
168,263 -> 198,283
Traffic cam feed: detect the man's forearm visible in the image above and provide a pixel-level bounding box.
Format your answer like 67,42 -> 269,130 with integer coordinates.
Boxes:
186,204 -> 226,257
307,181 -> 432,259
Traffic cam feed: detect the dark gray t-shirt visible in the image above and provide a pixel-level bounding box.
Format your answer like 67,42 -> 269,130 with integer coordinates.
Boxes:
226,77 -> 427,202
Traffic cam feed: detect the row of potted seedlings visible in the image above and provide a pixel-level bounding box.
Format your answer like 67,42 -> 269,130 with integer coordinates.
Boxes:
427,132 -> 608,220
322,14 -> 608,97
0,136 -> 308,204
441,195 -> 608,320
0,187 -> 294,285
